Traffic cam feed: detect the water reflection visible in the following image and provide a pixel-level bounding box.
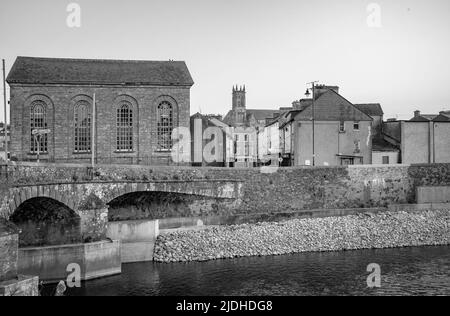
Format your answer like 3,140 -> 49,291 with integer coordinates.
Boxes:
57,246 -> 449,296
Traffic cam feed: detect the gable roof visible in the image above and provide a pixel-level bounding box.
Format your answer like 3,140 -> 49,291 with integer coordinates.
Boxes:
293,90 -> 373,121
222,110 -> 234,126
433,114 -> 450,122
246,109 -> 280,121
372,137 -> 400,152
7,56 -> 194,86
354,103 -> 384,117
222,108 -> 280,126
209,117 -> 230,129
409,114 -> 438,122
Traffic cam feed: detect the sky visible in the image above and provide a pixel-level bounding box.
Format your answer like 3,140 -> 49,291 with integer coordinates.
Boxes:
1,0 -> 450,123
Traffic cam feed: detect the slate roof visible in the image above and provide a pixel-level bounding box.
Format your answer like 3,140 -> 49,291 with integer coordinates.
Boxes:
222,111 -> 234,125
354,103 -> 384,117
7,56 -> 194,86
223,109 -> 280,126
246,109 -> 281,121
293,90 -> 373,121
372,137 -> 400,152
410,114 -> 439,122
433,113 -> 450,122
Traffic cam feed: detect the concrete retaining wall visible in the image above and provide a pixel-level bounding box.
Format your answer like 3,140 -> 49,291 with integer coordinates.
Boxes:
107,220 -> 158,263
417,186 -> 450,204
17,240 -> 121,283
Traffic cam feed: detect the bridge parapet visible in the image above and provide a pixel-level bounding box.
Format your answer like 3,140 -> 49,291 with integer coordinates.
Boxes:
0,162 -> 244,186
0,180 -> 244,220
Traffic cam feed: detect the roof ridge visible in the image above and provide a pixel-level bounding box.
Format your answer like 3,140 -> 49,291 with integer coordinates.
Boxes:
17,56 -> 186,64
8,56 -> 194,86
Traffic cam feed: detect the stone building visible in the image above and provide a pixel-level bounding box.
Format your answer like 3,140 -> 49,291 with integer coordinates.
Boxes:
223,86 -> 279,167
6,56 -> 194,164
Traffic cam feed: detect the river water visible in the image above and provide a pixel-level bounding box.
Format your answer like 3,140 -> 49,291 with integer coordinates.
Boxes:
49,245 -> 449,296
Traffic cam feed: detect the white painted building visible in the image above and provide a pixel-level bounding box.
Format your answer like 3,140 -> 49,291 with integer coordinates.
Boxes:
258,120 -> 281,164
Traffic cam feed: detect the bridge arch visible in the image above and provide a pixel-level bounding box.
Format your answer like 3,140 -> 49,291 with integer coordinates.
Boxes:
4,185 -> 78,220
9,196 -> 82,247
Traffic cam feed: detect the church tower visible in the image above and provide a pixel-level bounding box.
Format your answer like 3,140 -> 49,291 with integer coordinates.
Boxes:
232,85 -> 246,125
232,85 -> 246,109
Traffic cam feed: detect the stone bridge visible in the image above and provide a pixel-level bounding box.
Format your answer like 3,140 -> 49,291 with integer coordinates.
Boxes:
0,177 -> 243,245
2,161 -> 450,247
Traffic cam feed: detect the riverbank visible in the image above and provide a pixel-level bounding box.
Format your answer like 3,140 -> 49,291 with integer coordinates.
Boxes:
153,209 -> 450,263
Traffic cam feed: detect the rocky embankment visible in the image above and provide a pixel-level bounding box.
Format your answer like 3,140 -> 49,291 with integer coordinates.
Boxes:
153,210 -> 450,263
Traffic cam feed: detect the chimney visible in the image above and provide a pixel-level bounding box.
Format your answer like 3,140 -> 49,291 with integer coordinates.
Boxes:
292,100 -> 301,110
314,85 -> 339,100
414,110 -> 421,118
207,114 -> 223,121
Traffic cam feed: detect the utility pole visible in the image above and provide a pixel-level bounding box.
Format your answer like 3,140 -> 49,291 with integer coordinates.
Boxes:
306,81 -> 319,166
2,59 -> 8,162
35,135 -> 40,163
92,93 -> 96,168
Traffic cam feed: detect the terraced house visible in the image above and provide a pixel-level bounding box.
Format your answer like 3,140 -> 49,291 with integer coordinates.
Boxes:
6,56 -> 194,164
279,85 -> 374,166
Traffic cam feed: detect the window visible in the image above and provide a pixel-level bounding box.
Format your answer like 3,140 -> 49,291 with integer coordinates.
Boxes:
353,121 -> 360,131
74,101 -> 91,153
30,101 -> 48,153
157,101 -> 173,151
382,156 -> 390,164
339,121 -> 345,133
341,158 -> 354,165
354,140 -> 361,153
117,102 -> 133,152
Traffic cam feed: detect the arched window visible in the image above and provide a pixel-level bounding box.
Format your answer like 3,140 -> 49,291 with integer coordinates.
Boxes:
157,101 -> 173,151
30,101 -> 48,153
117,102 -> 133,152
74,101 -> 91,153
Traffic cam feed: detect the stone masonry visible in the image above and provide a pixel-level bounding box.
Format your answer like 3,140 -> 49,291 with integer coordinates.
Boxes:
7,57 -> 194,164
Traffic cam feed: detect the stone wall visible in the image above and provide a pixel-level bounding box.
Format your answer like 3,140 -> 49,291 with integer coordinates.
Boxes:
0,234 -> 18,282
9,85 -> 191,163
2,163 -> 450,217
